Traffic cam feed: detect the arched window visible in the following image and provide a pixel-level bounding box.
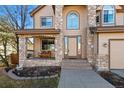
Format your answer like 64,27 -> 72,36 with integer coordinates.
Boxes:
103,5 -> 115,24
67,11 -> 79,30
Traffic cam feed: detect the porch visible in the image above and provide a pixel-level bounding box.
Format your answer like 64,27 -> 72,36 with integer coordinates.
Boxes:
15,29 -> 63,67
26,36 -> 55,59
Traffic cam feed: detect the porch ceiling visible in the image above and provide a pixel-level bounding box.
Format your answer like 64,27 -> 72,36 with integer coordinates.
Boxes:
15,28 -> 60,35
30,5 -> 55,17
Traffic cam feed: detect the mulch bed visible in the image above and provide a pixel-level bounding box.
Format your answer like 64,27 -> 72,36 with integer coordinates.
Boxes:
99,71 -> 124,88
12,66 -> 61,77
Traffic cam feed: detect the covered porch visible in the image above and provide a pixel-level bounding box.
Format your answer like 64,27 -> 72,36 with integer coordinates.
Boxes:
16,29 -> 62,67
27,36 -> 55,59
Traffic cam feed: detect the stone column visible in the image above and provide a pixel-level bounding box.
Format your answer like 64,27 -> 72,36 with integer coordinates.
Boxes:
87,5 -> 96,64
55,5 -> 64,62
19,36 -> 26,67
34,37 -> 41,57
55,5 -> 63,30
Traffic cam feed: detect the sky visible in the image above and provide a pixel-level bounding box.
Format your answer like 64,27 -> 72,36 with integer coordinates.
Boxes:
0,5 -> 37,29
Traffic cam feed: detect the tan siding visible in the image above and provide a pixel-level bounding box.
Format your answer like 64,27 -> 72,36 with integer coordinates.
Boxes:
33,6 -> 55,29
116,13 -> 124,25
98,33 -> 124,55
63,6 -> 87,35
62,5 -> 87,58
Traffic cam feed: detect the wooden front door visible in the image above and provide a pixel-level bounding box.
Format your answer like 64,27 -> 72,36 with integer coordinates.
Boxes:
68,37 -> 77,57
64,36 -> 81,59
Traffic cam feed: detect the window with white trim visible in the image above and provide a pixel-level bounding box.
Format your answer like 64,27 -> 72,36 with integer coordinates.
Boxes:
67,12 -> 79,30
103,5 -> 115,24
41,17 -> 52,27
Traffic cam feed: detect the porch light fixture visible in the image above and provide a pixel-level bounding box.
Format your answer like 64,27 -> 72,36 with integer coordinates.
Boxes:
90,45 -> 94,48
103,42 -> 108,48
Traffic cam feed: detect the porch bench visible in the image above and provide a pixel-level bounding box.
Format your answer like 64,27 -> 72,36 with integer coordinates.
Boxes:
39,51 -> 52,58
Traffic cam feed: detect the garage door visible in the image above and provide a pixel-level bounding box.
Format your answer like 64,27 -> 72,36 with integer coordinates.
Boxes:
110,40 -> 124,69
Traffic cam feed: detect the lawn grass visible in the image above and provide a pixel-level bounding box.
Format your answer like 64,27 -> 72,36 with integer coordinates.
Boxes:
0,74 -> 59,88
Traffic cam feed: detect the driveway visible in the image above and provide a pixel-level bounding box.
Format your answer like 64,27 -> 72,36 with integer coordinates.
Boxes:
58,69 -> 114,88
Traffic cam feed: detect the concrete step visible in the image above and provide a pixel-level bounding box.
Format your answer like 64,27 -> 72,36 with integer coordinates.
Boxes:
61,66 -> 92,70
62,59 -> 87,63
61,59 -> 92,70
62,63 -> 91,67
62,65 -> 92,70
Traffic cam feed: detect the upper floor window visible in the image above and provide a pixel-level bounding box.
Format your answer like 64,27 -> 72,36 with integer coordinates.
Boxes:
67,11 -> 79,30
102,5 -> 115,24
41,17 -> 52,27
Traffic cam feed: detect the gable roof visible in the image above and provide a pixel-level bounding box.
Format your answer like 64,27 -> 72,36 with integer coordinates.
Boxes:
30,5 -> 45,17
31,5 -> 124,17
30,5 -> 55,17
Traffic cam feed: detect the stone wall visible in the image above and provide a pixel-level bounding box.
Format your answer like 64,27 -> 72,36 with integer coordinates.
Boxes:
18,35 -> 61,67
87,6 -> 109,71
55,5 -> 64,61
87,5 -> 96,64
19,37 -> 26,67
95,54 -> 109,71
55,5 -> 64,30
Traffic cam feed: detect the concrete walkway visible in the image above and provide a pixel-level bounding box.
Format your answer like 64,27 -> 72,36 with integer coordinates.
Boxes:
111,70 -> 124,78
58,69 -> 114,88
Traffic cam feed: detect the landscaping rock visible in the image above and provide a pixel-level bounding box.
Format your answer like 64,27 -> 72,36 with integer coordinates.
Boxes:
12,66 -> 61,77
99,71 -> 124,88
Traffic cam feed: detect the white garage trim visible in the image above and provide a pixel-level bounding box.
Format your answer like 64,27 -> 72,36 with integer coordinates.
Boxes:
109,39 -> 124,69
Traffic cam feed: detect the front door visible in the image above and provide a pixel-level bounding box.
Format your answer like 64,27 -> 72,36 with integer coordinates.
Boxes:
64,36 -> 81,58
68,37 -> 77,57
